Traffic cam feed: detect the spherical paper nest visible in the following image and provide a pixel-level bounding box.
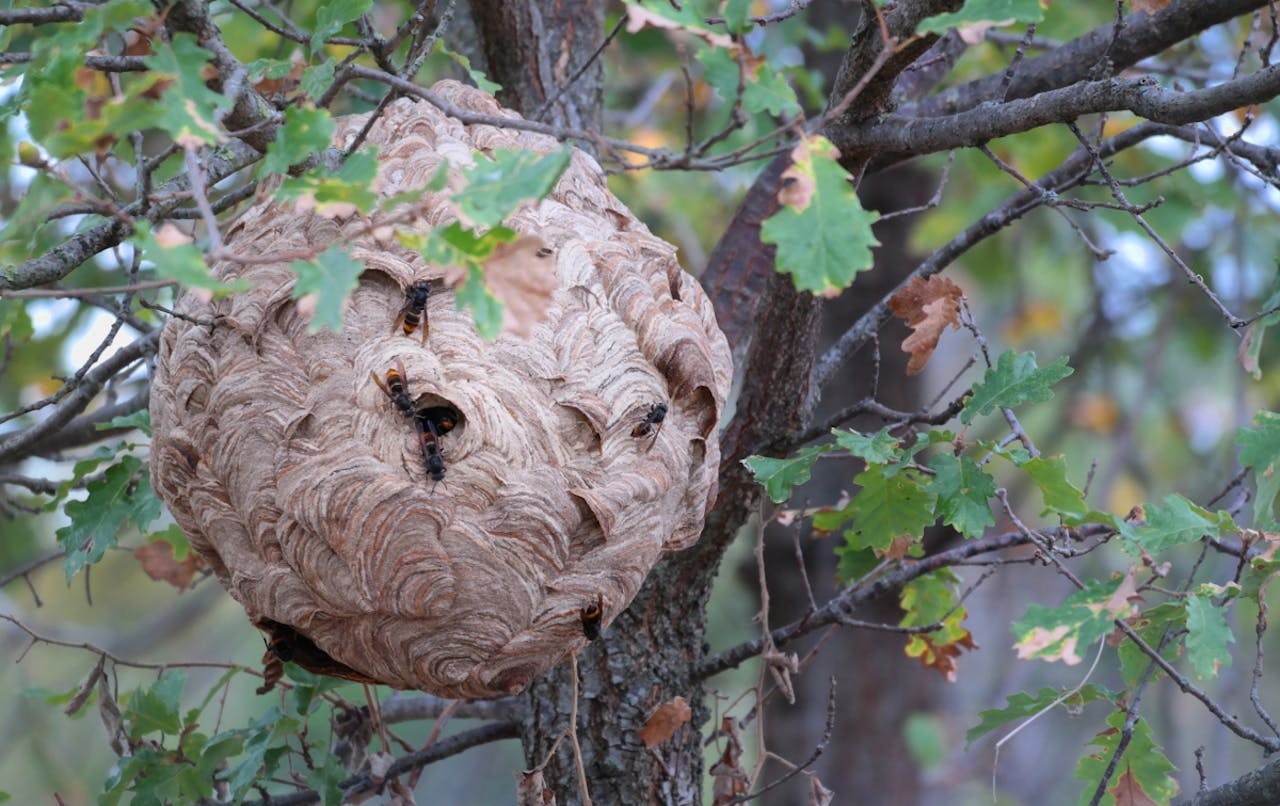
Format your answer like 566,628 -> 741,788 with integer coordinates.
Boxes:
149,82 -> 733,699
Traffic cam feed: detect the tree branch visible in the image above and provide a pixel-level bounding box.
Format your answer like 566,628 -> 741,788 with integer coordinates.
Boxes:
831,65 -> 1280,162
1178,754 -> 1280,806
905,0 -> 1270,118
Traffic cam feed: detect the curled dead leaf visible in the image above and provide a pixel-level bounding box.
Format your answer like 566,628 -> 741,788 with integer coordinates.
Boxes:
133,540 -> 205,591
638,696 -> 692,749
888,275 -> 964,375
624,7 -> 734,49
808,776 -> 835,806
711,717 -> 749,806
484,235 -> 557,338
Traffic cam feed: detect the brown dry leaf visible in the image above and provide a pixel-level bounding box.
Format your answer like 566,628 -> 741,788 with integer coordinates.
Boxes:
484,235 -> 558,338
888,275 -> 964,375
808,776 -> 835,806
97,674 -> 127,756
133,540 -> 204,591
1109,769 -> 1163,806
639,696 -> 692,749
1129,0 -> 1169,14
910,629 -> 977,682
64,655 -> 107,716
711,717 -> 749,805
516,769 -> 557,806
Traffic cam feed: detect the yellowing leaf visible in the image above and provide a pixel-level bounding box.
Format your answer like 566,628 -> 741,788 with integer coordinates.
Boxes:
888,275 -> 964,375
1015,625 -> 1082,665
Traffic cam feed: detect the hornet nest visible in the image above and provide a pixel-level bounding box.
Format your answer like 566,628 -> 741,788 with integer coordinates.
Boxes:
149,81 -> 733,699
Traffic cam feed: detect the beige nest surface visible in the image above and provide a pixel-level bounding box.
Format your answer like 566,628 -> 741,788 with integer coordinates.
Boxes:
149,82 -> 732,699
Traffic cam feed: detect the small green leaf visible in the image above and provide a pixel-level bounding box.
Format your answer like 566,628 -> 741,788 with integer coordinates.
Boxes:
962,351 -> 1073,423
1116,602 -> 1185,687
927,453 -> 996,538
919,0 -> 1046,36
148,523 -> 192,561
278,148 -> 379,214
966,685 -> 1113,748
456,264 -> 504,340
145,34 -> 230,144
439,45 -> 501,93
832,427 -> 900,464
453,147 -> 572,228
745,63 -> 800,118
837,466 -> 937,560
1075,711 -> 1179,806
57,457 -> 162,581
290,246 -> 364,332
301,61 -> 336,102
1123,494 -> 1226,553
0,299 -> 33,342
96,409 -> 152,437
260,106 -> 334,177
310,0 -> 373,51
1184,594 -> 1233,680
125,672 -> 187,738
1239,410 -> 1280,526
1020,455 -> 1087,519
720,0 -> 753,34
743,445 -> 828,504
761,135 -> 880,295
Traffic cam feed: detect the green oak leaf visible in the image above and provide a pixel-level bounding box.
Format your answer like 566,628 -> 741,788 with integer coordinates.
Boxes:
966,685 -> 1114,748
1238,410 -> 1280,527
145,34 -> 230,144
838,466 -> 937,560
301,61 -> 336,102
1075,711 -> 1179,806
260,106 -> 335,178
96,410 -> 152,437
125,672 -> 187,739
927,453 -> 996,538
1020,455 -> 1088,519
310,0 -> 373,51
962,351 -> 1073,423
1116,602 -> 1185,688
290,246 -> 364,332
760,135 -> 879,295
919,0 -> 1046,36
1184,594 -> 1233,680
833,427 -> 900,464
453,147 -> 572,228
1122,494 -> 1232,553
743,445 -> 829,504
57,457 -> 162,581
439,45 -> 501,93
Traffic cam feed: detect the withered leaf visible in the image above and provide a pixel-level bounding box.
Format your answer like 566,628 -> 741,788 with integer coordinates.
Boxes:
639,695 -> 692,749
711,717 -> 749,805
808,776 -> 835,806
888,275 -> 964,375
133,540 -> 204,591
484,235 -> 558,338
